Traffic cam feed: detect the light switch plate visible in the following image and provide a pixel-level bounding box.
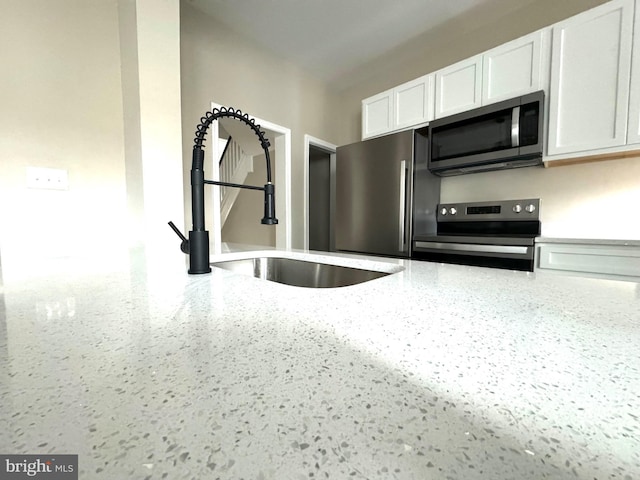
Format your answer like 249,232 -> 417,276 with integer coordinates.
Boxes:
26,167 -> 69,190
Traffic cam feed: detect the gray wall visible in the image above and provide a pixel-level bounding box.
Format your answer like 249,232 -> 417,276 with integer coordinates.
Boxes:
0,0 -> 184,267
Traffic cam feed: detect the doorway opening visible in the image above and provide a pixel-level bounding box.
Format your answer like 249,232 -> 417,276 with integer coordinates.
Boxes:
209,102 -> 292,254
304,135 -> 337,251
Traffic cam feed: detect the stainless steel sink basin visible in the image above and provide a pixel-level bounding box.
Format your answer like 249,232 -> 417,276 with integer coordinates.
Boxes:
211,256 -> 392,288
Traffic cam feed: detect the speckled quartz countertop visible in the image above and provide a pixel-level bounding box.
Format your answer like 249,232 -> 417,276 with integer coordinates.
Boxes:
1,246 -> 639,479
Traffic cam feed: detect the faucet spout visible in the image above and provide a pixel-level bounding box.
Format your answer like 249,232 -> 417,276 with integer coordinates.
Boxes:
170,107 -> 278,274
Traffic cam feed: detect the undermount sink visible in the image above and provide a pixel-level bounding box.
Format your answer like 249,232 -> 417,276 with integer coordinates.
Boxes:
211,256 -> 393,288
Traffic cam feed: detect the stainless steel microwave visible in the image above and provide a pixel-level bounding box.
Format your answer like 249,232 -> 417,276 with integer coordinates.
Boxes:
427,90 -> 544,176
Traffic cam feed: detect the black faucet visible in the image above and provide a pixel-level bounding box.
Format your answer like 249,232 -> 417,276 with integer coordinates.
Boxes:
169,107 -> 278,274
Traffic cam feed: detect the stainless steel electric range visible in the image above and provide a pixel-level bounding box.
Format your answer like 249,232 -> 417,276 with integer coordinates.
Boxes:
412,199 -> 541,272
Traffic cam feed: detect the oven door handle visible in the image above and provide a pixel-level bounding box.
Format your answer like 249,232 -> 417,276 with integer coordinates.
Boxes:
414,241 -> 529,255
511,106 -> 520,147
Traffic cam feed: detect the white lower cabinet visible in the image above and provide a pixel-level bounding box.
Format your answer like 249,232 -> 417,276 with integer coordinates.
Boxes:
434,55 -> 482,118
536,240 -> 640,282
547,0 -> 634,157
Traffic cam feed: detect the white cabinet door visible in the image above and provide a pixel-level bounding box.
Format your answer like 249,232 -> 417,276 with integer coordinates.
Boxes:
362,90 -> 393,139
482,29 -> 549,105
393,74 -> 434,130
435,55 -> 482,118
628,0 -> 640,145
547,0 -> 634,156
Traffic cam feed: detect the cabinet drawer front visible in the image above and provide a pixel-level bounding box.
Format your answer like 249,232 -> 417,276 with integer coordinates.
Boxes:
538,243 -> 640,280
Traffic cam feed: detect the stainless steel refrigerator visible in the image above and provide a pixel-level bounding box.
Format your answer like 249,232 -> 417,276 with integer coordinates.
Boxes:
334,129 -> 440,258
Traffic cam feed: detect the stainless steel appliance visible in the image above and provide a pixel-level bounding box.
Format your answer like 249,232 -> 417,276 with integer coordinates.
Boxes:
335,130 -> 440,258
428,91 -> 544,176
412,199 -> 541,271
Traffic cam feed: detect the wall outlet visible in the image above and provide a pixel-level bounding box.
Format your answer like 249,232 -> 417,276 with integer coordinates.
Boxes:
26,166 -> 69,190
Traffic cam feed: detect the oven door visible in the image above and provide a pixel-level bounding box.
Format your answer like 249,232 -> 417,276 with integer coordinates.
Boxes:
413,235 -> 536,271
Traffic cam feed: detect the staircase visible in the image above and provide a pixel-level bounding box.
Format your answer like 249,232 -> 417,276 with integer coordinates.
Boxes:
218,137 -> 253,226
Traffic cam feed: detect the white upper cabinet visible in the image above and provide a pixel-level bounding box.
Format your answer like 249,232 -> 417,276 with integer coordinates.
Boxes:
362,0 -> 640,160
362,74 -> 434,139
482,29 -> 550,105
393,74 -> 434,130
628,0 -> 640,145
434,55 -> 482,118
362,90 -> 393,139
547,0 -> 634,156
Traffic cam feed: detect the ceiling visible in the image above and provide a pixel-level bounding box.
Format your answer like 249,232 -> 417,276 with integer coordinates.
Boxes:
186,0 -> 536,89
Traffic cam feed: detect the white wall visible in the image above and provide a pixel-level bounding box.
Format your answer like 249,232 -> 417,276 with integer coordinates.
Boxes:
180,3 -> 342,249
0,0 -> 341,265
131,0 -> 184,254
0,0 -> 127,264
0,0 -> 185,269
441,158 -> 640,239
118,0 -> 145,248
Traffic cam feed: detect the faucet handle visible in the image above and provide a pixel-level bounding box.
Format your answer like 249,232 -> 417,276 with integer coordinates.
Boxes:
261,183 -> 278,225
168,221 -> 190,254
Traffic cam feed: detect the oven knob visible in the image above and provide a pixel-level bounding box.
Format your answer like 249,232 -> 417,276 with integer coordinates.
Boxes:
449,207 -> 457,215
513,204 -> 522,213
440,207 -> 448,216
525,204 -> 536,213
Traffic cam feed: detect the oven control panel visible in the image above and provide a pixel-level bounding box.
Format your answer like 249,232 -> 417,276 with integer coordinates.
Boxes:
438,199 -> 540,222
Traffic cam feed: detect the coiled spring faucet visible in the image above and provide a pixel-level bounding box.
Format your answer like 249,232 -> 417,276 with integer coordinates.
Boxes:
169,107 -> 278,274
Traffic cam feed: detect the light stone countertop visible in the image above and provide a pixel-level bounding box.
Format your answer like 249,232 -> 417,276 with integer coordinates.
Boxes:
1,245 -> 639,479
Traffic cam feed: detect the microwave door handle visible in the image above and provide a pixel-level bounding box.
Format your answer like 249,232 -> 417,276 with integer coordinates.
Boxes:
399,160 -> 407,251
511,106 -> 520,147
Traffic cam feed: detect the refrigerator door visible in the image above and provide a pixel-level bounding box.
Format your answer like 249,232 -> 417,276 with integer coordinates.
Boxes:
335,130 -> 414,257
